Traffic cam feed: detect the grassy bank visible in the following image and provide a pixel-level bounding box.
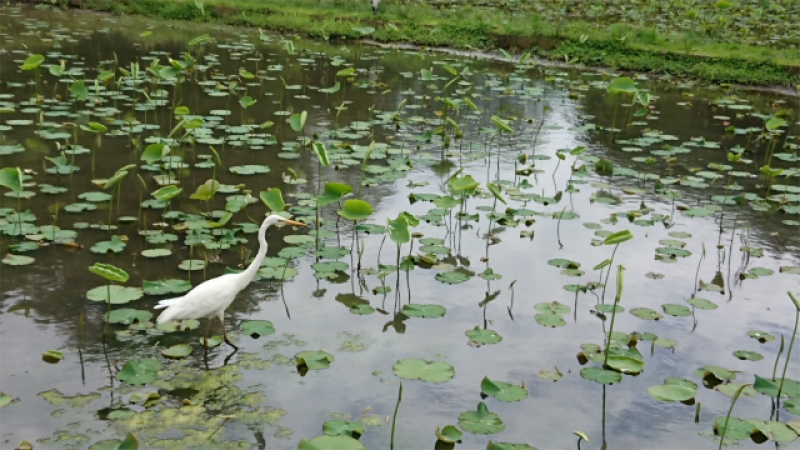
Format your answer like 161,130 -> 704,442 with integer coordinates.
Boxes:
43,0 -> 800,86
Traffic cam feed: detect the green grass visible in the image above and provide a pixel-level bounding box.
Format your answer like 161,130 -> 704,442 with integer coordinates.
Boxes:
64,0 -> 800,85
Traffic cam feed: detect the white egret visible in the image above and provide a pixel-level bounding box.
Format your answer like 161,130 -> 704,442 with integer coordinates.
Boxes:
371,0 -> 380,14
155,214 -> 307,349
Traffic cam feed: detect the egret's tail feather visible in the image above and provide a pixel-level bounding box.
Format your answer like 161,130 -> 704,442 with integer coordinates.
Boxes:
154,297 -> 182,310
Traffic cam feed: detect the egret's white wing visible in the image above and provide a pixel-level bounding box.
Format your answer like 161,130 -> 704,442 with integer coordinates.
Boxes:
155,273 -> 242,323
154,297 -> 182,309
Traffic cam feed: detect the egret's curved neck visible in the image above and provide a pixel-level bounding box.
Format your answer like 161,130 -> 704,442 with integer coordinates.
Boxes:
239,219 -> 270,286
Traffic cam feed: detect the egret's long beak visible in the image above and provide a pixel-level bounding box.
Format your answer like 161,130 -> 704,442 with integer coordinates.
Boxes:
283,219 -> 308,227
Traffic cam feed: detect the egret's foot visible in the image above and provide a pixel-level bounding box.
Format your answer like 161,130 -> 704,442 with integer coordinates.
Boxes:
224,336 -> 239,350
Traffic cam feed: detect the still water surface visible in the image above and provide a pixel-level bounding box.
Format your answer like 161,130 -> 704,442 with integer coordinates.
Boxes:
0,7 -> 799,449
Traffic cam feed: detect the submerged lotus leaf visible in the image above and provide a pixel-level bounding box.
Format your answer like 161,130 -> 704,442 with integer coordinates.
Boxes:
714,416 -> 755,440
459,402 -> 505,435
630,307 -> 663,321
465,327 -> 502,345
161,344 -> 192,359
142,279 -> 191,295
393,359 -> 455,382
648,384 -> 696,402
296,350 -> 334,371
86,286 -> 144,304
312,261 -> 349,272
240,320 -> 275,338
402,304 -> 446,318
38,389 -> 100,408
323,420 -> 365,438
298,435 -> 365,450
480,377 -> 528,402
580,367 -> 622,385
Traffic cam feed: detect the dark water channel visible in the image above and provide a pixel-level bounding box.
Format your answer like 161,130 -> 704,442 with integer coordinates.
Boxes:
1,7 -> 799,450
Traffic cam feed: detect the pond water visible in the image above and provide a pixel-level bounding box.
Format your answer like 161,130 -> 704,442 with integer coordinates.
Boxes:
1,6 -> 799,450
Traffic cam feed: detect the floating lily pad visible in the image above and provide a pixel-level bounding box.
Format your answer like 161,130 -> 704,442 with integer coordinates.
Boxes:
141,248 -> 171,258
480,377 -> 528,402
436,270 -> 470,285
486,443 -> 537,450
748,419 -> 798,442
2,254 -> 34,266
435,425 -> 463,444
0,392 -> 13,408
295,350 -> 334,371
42,350 -> 64,364
687,298 -> 718,310
142,279 -> 191,295
580,367 -> 622,385
648,384 -> 696,402
733,350 -> 763,361
662,303 -> 692,317
458,402 -> 505,435
178,259 -> 206,270
402,304 -> 446,318
715,383 -> 758,398
393,359 -> 455,383
86,286 -> 144,304
298,435 -> 365,450
229,164 -> 270,175
161,344 -> 192,359
630,307 -> 663,320
240,320 -> 275,338
107,309 -> 152,325
535,312 -> 567,328
747,330 -> 776,343
695,365 -> 738,382
465,327 -> 502,345
714,416 -> 755,441
323,420 -> 365,438
116,360 -> 160,385
350,304 -> 375,315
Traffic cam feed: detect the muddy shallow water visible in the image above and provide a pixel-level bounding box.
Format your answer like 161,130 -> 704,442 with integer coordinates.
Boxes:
0,7 -> 799,450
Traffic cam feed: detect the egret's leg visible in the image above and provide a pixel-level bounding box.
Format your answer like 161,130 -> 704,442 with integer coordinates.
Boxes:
220,313 -> 238,349
204,319 -> 212,350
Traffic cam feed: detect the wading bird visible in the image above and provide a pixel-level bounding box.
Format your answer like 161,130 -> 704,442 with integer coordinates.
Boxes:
155,214 -> 307,349
371,0 -> 380,14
